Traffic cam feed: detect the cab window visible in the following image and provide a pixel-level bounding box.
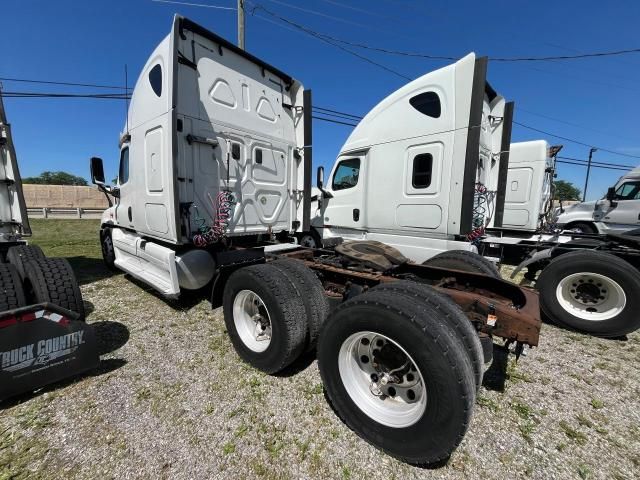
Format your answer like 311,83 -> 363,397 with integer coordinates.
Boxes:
118,147 -> 130,185
614,181 -> 640,200
332,158 -> 360,191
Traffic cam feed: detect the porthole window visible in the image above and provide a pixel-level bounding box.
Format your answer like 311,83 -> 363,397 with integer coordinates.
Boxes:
409,92 -> 441,118
149,64 -> 162,97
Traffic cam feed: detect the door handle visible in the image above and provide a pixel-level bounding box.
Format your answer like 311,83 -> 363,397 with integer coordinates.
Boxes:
353,208 -> 360,222
128,206 -> 133,222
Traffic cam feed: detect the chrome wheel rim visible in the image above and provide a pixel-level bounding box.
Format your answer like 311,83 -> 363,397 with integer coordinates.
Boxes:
556,272 -> 626,321
233,290 -> 272,352
338,331 -> 427,428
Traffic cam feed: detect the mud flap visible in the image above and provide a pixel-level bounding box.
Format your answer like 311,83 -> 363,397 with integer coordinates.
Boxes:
0,303 -> 98,402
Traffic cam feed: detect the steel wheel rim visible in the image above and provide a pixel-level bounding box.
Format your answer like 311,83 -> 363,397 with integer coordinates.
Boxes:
556,272 -> 626,321
338,331 -> 427,428
299,234 -> 317,248
233,289 -> 272,352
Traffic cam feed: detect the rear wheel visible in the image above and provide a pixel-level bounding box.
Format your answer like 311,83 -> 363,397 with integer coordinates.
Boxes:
422,250 -> 500,278
270,258 -> 329,351
371,281 -> 484,391
7,244 -> 45,280
23,257 -> 85,320
537,251 -> 640,337
0,263 -> 27,311
317,289 -> 475,465
223,264 -> 308,373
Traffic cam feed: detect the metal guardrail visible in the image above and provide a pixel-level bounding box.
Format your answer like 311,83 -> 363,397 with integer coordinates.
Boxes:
27,207 -> 104,219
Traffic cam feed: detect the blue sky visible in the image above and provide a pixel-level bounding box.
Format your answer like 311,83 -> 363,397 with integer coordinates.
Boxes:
3,0 -> 639,200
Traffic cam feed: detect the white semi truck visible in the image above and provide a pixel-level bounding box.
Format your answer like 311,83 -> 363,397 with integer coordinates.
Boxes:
312,97 -> 640,338
90,16 -> 542,465
0,87 -> 97,401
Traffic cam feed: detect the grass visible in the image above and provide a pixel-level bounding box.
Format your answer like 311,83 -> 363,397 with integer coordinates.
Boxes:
28,218 -> 108,284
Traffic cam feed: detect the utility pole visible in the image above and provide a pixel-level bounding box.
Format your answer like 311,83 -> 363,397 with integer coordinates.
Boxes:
583,147 -> 597,201
237,0 -> 245,50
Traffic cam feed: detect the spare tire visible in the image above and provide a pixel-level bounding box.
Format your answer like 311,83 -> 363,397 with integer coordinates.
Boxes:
423,250 -> 500,278
7,244 -> 45,280
537,250 -> 640,337
23,257 -> 85,320
0,263 -> 27,312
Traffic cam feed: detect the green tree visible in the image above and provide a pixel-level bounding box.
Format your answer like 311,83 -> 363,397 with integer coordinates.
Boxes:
554,180 -> 581,201
22,171 -> 88,186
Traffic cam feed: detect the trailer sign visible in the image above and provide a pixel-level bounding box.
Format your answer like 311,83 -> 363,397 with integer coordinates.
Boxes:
0,304 -> 98,401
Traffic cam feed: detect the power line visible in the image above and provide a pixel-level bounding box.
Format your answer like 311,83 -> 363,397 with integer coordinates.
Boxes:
151,0 -> 236,10
312,115 -> 358,127
556,159 -> 631,172
314,106 -> 363,120
1,91 -> 130,99
513,121 -> 640,160
557,156 -> 635,169
262,0 -> 369,29
0,76 -> 130,90
249,3 -> 411,80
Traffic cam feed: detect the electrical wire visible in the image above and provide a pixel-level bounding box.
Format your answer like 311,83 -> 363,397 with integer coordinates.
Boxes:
513,121 -> 640,160
248,3 -> 412,80
151,0 -> 237,10
312,115 -> 358,127
0,76 -> 130,90
557,156 -> 635,169
1,91 -> 130,99
556,159 -> 631,172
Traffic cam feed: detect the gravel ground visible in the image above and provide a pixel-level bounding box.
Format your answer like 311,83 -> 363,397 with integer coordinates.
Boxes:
1,262 -> 639,479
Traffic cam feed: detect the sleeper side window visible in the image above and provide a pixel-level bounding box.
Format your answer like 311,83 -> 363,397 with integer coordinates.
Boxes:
412,153 -> 433,189
409,92 -> 441,118
149,64 -> 162,97
332,158 -> 360,191
118,147 -> 130,185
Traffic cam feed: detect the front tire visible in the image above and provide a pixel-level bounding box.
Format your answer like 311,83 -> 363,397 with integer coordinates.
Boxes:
537,251 -> 640,337
100,228 -> 117,270
317,289 -> 475,465
223,264 -> 308,373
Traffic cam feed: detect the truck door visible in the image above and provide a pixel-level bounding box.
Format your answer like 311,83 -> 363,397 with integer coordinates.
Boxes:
322,153 -> 366,231
115,145 -> 135,229
599,180 -> 640,232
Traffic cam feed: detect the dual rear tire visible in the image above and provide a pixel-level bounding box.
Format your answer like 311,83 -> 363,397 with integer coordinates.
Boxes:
222,260 -> 329,374
222,261 -> 480,464
317,286 -> 476,465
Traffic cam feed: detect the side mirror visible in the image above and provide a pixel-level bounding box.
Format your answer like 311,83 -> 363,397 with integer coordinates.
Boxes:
606,187 -> 616,201
316,166 -> 333,199
90,157 -> 106,185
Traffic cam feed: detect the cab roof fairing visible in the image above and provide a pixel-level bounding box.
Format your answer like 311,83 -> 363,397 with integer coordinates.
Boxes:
120,33 -> 172,143
338,53 -> 479,156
